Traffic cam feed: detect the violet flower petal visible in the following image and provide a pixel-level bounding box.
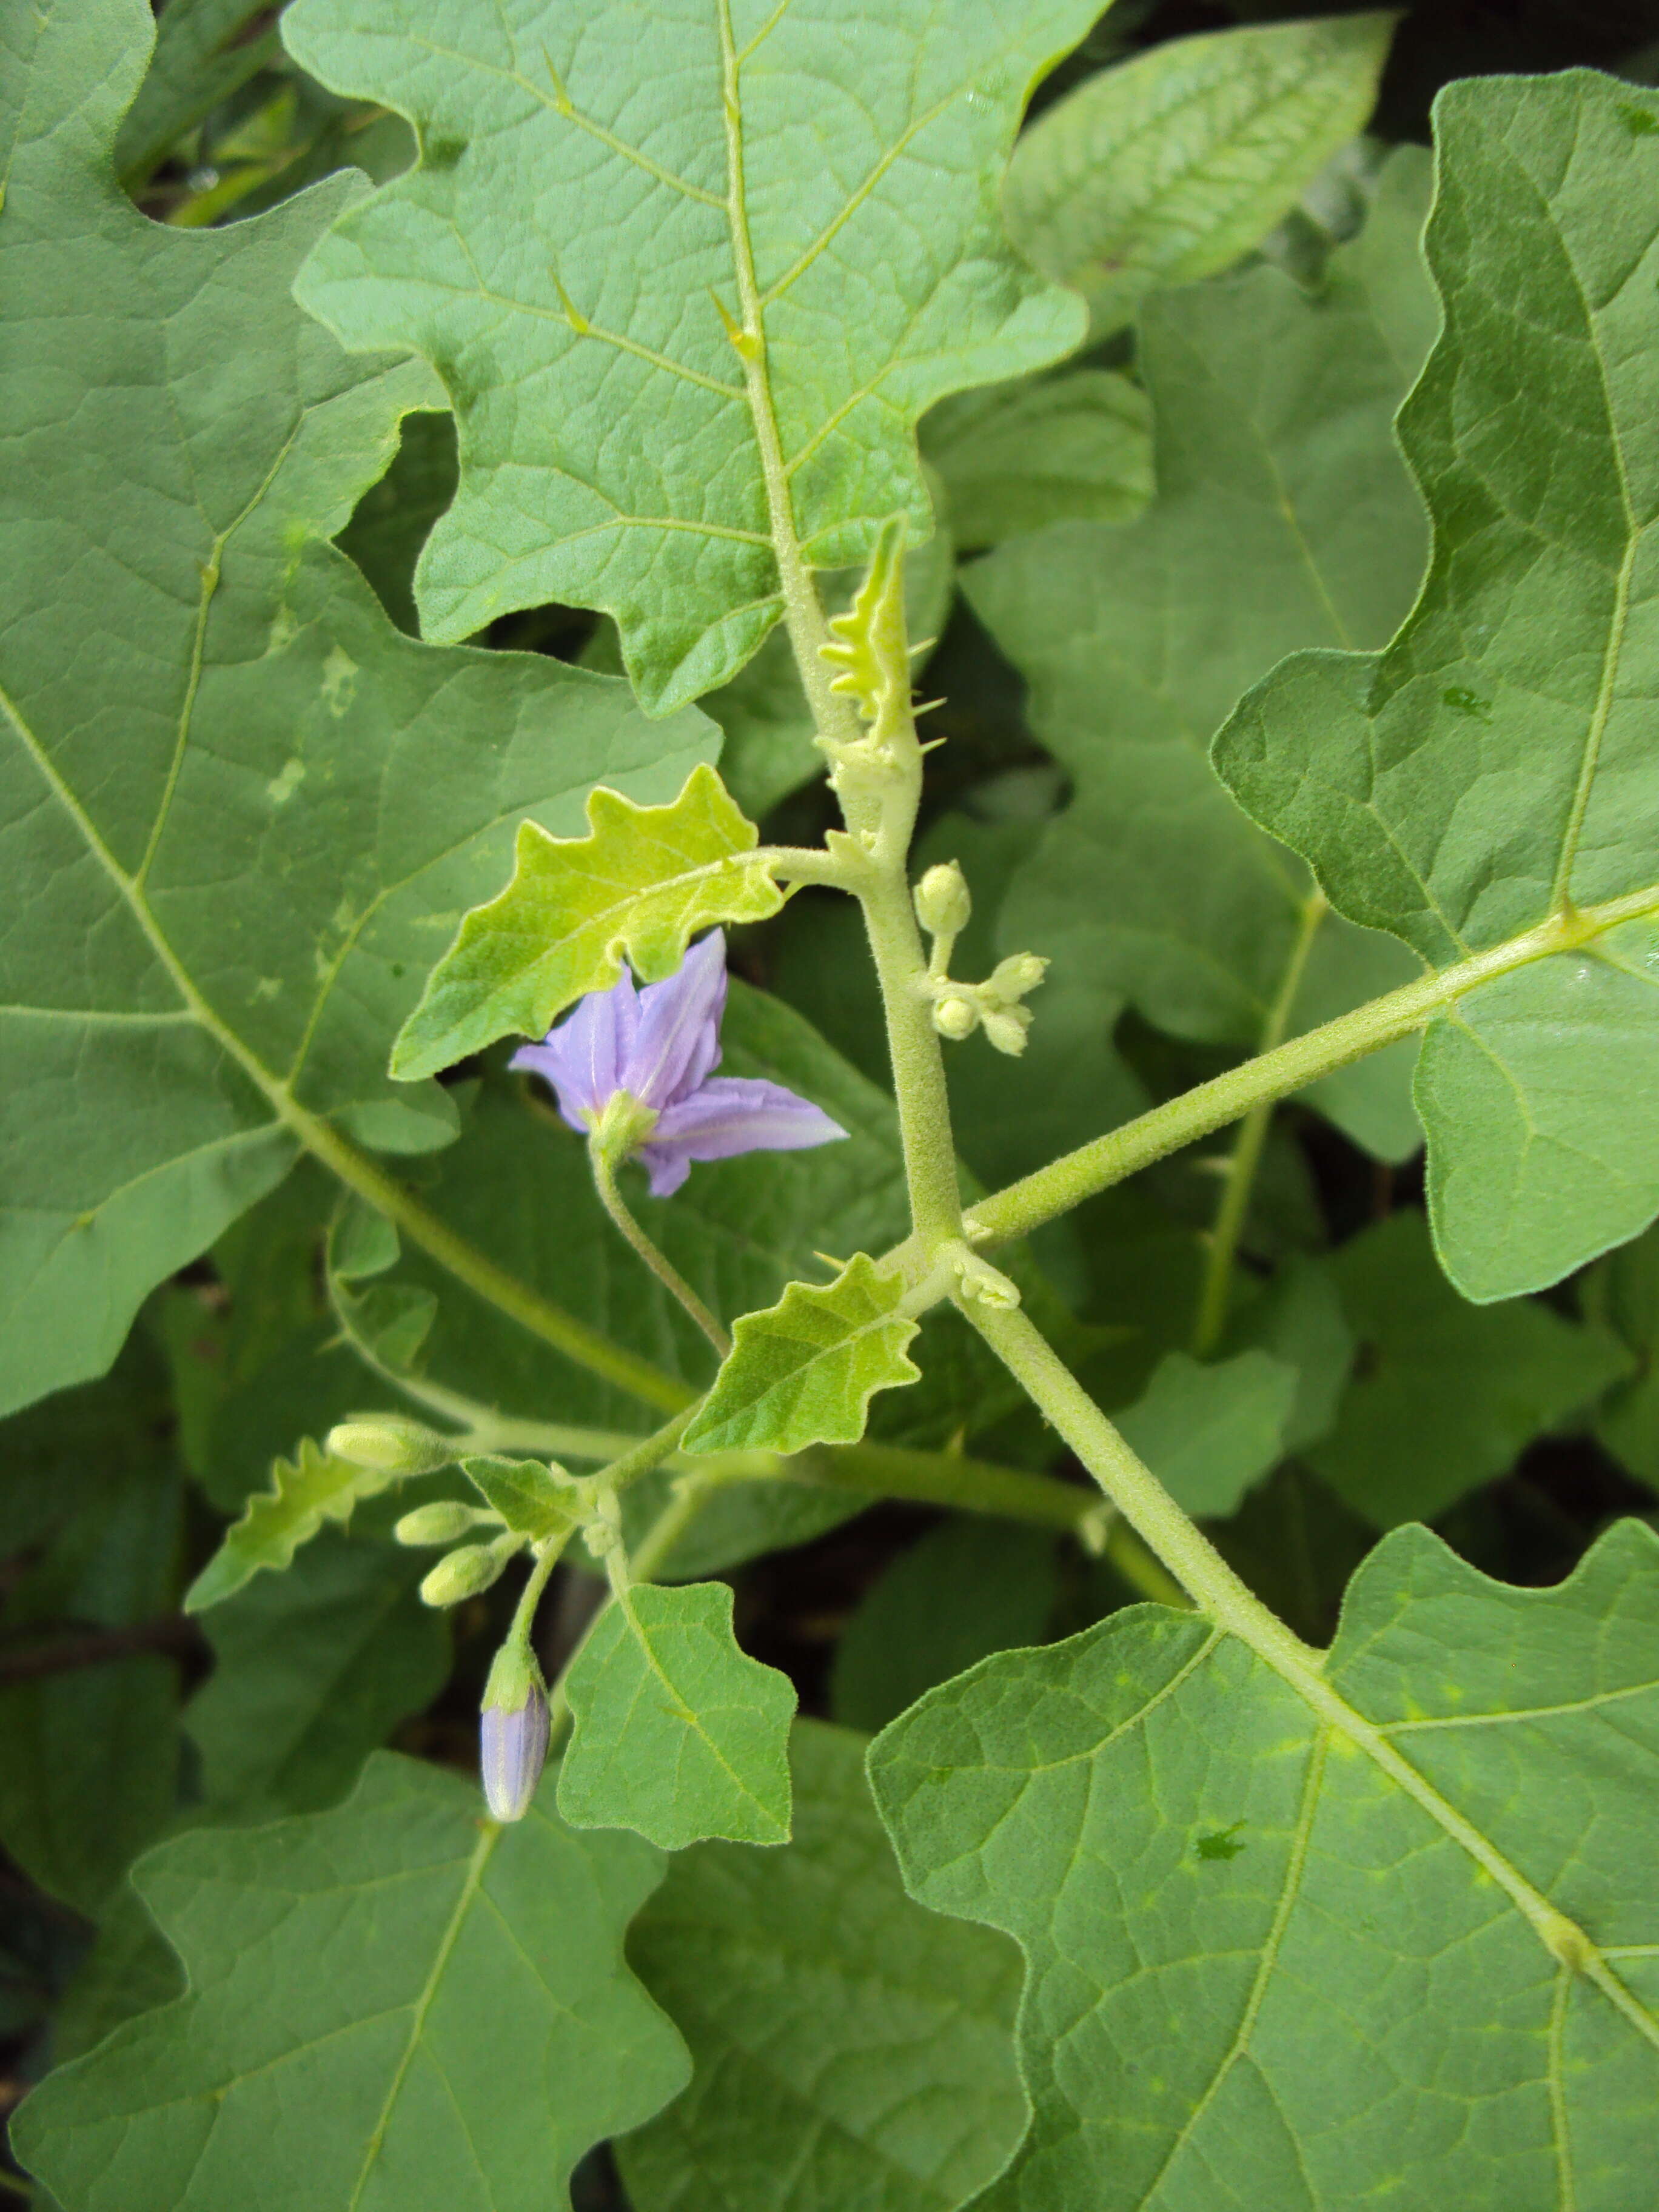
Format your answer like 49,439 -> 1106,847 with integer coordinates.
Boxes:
621,930 -> 728,1111
637,1076 -> 846,1196
511,963 -> 640,1130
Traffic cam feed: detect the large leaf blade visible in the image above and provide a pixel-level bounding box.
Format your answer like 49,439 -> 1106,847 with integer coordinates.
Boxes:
0,0 -> 714,1415
870,1521 -> 1659,2211
282,0 -> 1101,708
1214,73 -> 1659,1296
12,1754 -> 691,2211
619,1721 -> 1028,2212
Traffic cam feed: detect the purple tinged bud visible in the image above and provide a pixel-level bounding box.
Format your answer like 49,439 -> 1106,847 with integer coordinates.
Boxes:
480,1684 -> 551,1823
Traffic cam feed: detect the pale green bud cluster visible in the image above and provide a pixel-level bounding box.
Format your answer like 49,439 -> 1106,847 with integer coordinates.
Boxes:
928,949 -> 1049,1055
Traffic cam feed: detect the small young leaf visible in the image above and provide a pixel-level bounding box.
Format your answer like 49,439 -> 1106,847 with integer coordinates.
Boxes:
1005,12 -> 1398,337
1118,1348 -> 1298,1520
1214,73 -> 1659,1298
618,1722 -> 1028,2212
559,1581 -> 796,1850
683,1256 -> 922,1455
460,1455 -> 580,1542
11,1755 -> 690,2211
392,765 -> 782,1081
1307,1212 -> 1631,1529
283,0 -> 1102,709
871,1520 -> 1659,2211
183,1438 -> 398,1612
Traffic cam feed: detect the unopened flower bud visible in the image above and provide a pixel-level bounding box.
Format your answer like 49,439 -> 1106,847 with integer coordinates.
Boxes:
933,994 -> 978,1041
327,1416 -> 456,1478
985,952 -> 1048,1005
419,1538 -> 514,1608
980,1004 -> 1033,1057
394,1501 -> 492,1547
914,861 -> 971,937
480,1681 -> 551,1822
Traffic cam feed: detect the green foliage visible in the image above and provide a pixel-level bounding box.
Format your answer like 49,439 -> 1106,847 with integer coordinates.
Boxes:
0,0 -> 714,1418
461,1454 -> 580,1541
348,985 -> 910,1435
0,1444 -> 183,1916
971,161 -> 1436,1162
921,370 -> 1153,550
620,1721 -> 1028,2212
394,765 -> 782,1079
560,1580 -> 796,1849
832,1521 -> 1059,1735
113,0 -> 278,187
1215,73 -> 1659,1299
1584,1221 -> 1659,1490
187,1533 -> 450,1821
1307,1212 -> 1630,1529
872,1519 -> 1659,2211
283,0 -> 1102,708
184,1436 -> 399,1611
685,1256 -> 921,1455
1004,12 -> 1398,338
12,1754 -> 691,2210
1118,1348 -> 1298,1519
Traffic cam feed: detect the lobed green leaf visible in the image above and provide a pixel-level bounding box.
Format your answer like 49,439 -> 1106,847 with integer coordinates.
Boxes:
12,1754 -> 691,2210
971,157 -> 1436,1165
0,0 -> 715,1418
871,1520 -> 1659,2211
283,0 -> 1102,709
392,765 -> 782,1081
620,1721 -> 1028,2212
683,1255 -> 922,1455
560,1580 -> 796,1849
1307,1212 -> 1630,1529
183,1437 -> 398,1612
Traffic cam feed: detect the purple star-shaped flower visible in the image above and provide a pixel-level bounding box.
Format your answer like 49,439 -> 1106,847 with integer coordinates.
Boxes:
511,930 -> 847,1197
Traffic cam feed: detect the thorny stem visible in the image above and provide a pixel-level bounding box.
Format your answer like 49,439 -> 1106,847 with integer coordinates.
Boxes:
589,1144 -> 732,1358
1191,888 -> 1326,1356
